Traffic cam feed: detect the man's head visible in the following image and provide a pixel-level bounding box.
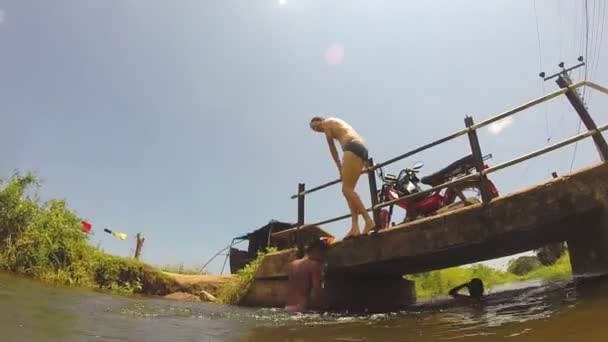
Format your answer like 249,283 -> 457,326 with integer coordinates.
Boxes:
310,116 -> 325,132
305,238 -> 328,259
468,278 -> 484,299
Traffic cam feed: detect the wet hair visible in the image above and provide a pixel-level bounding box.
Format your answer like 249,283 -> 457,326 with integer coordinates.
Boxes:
305,238 -> 328,256
468,278 -> 484,299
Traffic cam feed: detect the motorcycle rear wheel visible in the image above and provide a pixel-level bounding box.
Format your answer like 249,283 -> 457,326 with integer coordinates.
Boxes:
444,180 -> 486,207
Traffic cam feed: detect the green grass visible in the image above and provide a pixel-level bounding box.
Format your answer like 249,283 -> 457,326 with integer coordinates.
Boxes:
407,253 -> 572,299
0,172 -> 181,296
158,263 -> 204,275
216,247 -> 277,305
520,252 -> 571,281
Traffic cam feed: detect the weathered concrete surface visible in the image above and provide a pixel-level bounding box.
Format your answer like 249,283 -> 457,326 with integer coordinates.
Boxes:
324,162 -> 608,276
254,249 -> 299,279
238,249 -> 298,307
566,164 -> 608,277
320,276 -> 416,312
238,278 -> 290,307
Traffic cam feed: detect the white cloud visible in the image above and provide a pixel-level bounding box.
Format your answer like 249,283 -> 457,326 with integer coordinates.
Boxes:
488,116 -> 514,134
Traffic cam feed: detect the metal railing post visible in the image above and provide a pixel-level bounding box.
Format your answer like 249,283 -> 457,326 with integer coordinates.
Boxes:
366,158 -> 380,228
465,116 -> 493,203
296,183 -> 305,246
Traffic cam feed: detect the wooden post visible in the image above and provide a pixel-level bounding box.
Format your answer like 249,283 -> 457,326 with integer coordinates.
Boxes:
465,116 -> 493,203
134,233 -> 145,260
556,73 -> 608,162
367,158 -> 380,228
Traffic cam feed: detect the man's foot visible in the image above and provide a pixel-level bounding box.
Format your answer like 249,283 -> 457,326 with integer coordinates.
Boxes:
362,220 -> 376,235
343,234 -> 359,241
343,228 -> 360,240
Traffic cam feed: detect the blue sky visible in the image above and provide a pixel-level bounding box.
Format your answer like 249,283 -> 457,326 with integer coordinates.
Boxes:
1,0 -> 606,273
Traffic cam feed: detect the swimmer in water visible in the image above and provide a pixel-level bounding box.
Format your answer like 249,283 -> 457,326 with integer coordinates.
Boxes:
284,239 -> 328,312
449,278 -> 485,303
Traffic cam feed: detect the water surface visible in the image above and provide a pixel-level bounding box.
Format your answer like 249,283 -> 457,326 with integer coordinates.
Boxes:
2,272 -> 608,341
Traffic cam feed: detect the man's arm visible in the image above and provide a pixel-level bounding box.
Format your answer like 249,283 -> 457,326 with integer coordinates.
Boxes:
448,282 -> 470,299
325,133 -> 342,175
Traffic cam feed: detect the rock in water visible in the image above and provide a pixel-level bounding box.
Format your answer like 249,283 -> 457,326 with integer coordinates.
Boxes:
201,290 -> 217,302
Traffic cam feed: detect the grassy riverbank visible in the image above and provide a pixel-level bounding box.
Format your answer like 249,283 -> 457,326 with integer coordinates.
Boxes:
408,253 -> 572,299
0,172 -> 184,296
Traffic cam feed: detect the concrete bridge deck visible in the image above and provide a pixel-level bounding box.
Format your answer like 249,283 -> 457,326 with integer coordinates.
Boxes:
324,162 -> 608,277
240,162 -> 608,311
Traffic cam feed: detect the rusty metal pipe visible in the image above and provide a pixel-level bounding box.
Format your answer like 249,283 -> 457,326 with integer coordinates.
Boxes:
483,122 -> 608,176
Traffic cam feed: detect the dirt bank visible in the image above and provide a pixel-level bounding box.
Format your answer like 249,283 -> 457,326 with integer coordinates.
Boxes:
162,272 -> 233,302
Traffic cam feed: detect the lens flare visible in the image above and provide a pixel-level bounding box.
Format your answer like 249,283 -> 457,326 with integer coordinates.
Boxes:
324,44 -> 345,66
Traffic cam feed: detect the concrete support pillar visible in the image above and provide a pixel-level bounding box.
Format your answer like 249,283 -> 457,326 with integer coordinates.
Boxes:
567,207 -> 608,277
314,275 -> 416,312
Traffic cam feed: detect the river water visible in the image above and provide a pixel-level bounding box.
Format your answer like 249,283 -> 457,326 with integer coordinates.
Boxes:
2,272 -> 608,341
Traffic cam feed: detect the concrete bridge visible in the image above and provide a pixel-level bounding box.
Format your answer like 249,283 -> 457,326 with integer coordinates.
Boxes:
324,162 -> 608,278
240,162 -> 608,311
237,76 -> 608,311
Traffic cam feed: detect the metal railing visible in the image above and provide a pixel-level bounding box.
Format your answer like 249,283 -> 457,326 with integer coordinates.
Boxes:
289,75 -> 608,238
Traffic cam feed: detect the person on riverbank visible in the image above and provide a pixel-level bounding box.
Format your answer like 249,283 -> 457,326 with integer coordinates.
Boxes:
284,239 -> 328,312
309,116 -> 375,239
449,278 -> 485,303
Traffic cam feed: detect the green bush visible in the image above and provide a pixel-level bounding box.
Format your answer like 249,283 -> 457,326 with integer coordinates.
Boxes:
216,247 -> 277,305
0,172 -> 179,295
92,251 -> 179,295
521,252 -> 571,281
507,256 -> 542,276
536,243 -> 566,266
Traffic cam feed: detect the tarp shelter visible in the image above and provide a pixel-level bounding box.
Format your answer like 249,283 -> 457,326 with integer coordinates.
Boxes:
229,220 -> 295,274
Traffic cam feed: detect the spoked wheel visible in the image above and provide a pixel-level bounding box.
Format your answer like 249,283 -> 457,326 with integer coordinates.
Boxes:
436,181 -> 485,215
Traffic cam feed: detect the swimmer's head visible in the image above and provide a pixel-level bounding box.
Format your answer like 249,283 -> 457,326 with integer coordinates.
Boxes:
468,278 -> 484,299
305,238 -> 328,258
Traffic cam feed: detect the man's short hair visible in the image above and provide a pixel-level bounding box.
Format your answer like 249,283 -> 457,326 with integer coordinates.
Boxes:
305,238 -> 328,256
310,116 -> 325,124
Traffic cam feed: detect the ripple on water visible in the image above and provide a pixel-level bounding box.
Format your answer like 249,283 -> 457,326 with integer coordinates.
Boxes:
5,273 -> 608,341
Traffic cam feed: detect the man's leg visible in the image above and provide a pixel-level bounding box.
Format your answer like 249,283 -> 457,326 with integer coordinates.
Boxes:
343,190 -> 359,238
341,151 -> 374,239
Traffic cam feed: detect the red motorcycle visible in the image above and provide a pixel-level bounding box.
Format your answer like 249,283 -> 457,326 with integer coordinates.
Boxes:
375,154 -> 499,229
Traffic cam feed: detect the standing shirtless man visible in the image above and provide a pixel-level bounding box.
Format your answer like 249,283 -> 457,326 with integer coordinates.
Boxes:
309,116 -> 375,239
